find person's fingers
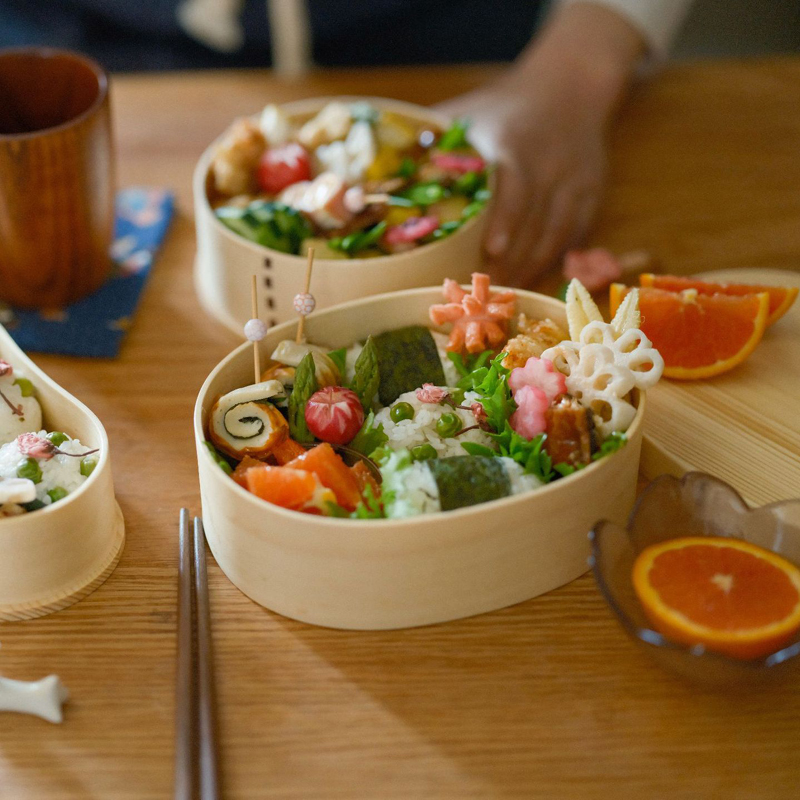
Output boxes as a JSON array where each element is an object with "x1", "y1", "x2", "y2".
[
  {"x1": 527, "y1": 183, "x2": 584, "y2": 277},
  {"x1": 482, "y1": 158, "x2": 528, "y2": 282}
]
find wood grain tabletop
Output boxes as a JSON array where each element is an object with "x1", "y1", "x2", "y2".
[{"x1": 2, "y1": 59, "x2": 800, "y2": 800}]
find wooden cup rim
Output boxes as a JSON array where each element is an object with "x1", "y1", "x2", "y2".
[{"x1": 0, "y1": 46, "x2": 109, "y2": 140}]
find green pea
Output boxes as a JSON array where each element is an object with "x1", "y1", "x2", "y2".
[
  {"x1": 13, "y1": 377, "x2": 34, "y2": 397},
  {"x1": 17, "y1": 457, "x2": 42, "y2": 484},
  {"x1": 47, "y1": 486, "x2": 69, "y2": 504},
  {"x1": 436, "y1": 412, "x2": 462, "y2": 438},
  {"x1": 80, "y1": 456, "x2": 98, "y2": 478},
  {"x1": 46, "y1": 431, "x2": 70, "y2": 446},
  {"x1": 390, "y1": 402, "x2": 415, "y2": 423},
  {"x1": 410, "y1": 443, "x2": 437, "y2": 462}
]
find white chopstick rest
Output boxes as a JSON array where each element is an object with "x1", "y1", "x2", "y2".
[{"x1": 0, "y1": 674, "x2": 69, "y2": 723}]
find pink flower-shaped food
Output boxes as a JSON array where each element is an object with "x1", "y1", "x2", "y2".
[
  {"x1": 17, "y1": 433, "x2": 56, "y2": 461},
  {"x1": 416, "y1": 383, "x2": 448, "y2": 404},
  {"x1": 562, "y1": 248, "x2": 622, "y2": 293},
  {"x1": 509, "y1": 385, "x2": 549, "y2": 440},
  {"x1": 509, "y1": 357, "x2": 566, "y2": 404},
  {"x1": 429, "y1": 272, "x2": 516, "y2": 354},
  {"x1": 0, "y1": 360, "x2": 12, "y2": 377}
]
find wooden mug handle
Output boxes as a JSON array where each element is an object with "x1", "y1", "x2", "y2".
[{"x1": 0, "y1": 49, "x2": 115, "y2": 309}]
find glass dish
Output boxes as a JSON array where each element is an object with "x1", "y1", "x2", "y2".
[{"x1": 590, "y1": 472, "x2": 800, "y2": 687}]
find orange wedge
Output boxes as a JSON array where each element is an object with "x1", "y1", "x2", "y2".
[
  {"x1": 640, "y1": 273, "x2": 798, "y2": 327},
  {"x1": 610, "y1": 284, "x2": 770, "y2": 379},
  {"x1": 633, "y1": 537, "x2": 800, "y2": 660}
]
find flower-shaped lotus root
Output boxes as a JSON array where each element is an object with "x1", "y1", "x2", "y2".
[
  {"x1": 542, "y1": 343, "x2": 637, "y2": 438},
  {"x1": 578, "y1": 321, "x2": 664, "y2": 390},
  {"x1": 429, "y1": 272, "x2": 516, "y2": 354}
]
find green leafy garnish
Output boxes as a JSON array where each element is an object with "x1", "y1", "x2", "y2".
[
  {"x1": 555, "y1": 282, "x2": 569, "y2": 302},
  {"x1": 400, "y1": 182, "x2": 448, "y2": 206},
  {"x1": 460, "y1": 442, "x2": 496, "y2": 458},
  {"x1": 397, "y1": 157, "x2": 416, "y2": 179},
  {"x1": 202, "y1": 441, "x2": 233, "y2": 475},
  {"x1": 447, "y1": 349, "x2": 493, "y2": 389},
  {"x1": 453, "y1": 170, "x2": 486, "y2": 196},
  {"x1": 327, "y1": 348, "x2": 347, "y2": 377},
  {"x1": 349, "y1": 410, "x2": 388, "y2": 456},
  {"x1": 350, "y1": 336, "x2": 380, "y2": 410},
  {"x1": 329, "y1": 222, "x2": 387, "y2": 256},
  {"x1": 472, "y1": 353, "x2": 516, "y2": 433},
  {"x1": 592, "y1": 432, "x2": 627, "y2": 461},
  {"x1": 553, "y1": 462, "x2": 587, "y2": 478},
  {"x1": 288, "y1": 352, "x2": 318, "y2": 442},
  {"x1": 438, "y1": 118, "x2": 470, "y2": 151},
  {"x1": 215, "y1": 201, "x2": 311, "y2": 254},
  {"x1": 491, "y1": 424, "x2": 554, "y2": 483},
  {"x1": 351, "y1": 483, "x2": 385, "y2": 519}
]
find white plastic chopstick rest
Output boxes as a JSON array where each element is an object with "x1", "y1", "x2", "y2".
[{"x1": 0, "y1": 674, "x2": 69, "y2": 723}]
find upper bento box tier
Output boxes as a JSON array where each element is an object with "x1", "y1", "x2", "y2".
[
  {"x1": 0, "y1": 325, "x2": 124, "y2": 621},
  {"x1": 193, "y1": 97, "x2": 489, "y2": 335},
  {"x1": 194, "y1": 286, "x2": 646, "y2": 630}
]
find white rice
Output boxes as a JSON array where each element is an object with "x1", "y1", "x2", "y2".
[
  {"x1": 384, "y1": 455, "x2": 543, "y2": 519},
  {"x1": 0, "y1": 430, "x2": 96, "y2": 507},
  {"x1": 0, "y1": 373, "x2": 42, "y2": 445},
  {"x1": 375, "y1": 389, "x2": 496, "y2": 458}
]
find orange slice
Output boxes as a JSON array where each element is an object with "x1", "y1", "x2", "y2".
[
  {"x1": 640, "y1": 273, "x2": 798, "y2": 327},
  {"x1": 633, "y1": 537, "x2": 800, "y2": 660},
  {"x1": 609, "y1": 284, "x2": 770, "y2": 379}
]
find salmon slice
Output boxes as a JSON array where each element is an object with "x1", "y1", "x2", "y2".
[
  {"x1": 285, "y1": 443, "x2": 362, "y2": 511},
  {"x1": 244, "y1": 465, "x2": 324, "y2": 511}
]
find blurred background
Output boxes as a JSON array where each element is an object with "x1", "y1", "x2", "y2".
[{"x1": 1, "y1": 0, "x2": 798, "y2": 72}]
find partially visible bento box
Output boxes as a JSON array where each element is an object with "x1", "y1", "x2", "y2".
[
  {"x1": 194, "y1": 286, "x2": 646, "y2": 630},
  {"x1": 194, "y1": 96, "x2": 490, "y2": 334},
  {"x1": 0, "y1": 325, "x2": 124, "y2": 620}
]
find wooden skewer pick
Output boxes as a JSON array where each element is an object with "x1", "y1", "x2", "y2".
[
  {"x1": 294, "y1": 247, "x2": 317, "y2": 344},
  {"x1": 250, "y1": 275, "x2": 261, "y2": 383}
]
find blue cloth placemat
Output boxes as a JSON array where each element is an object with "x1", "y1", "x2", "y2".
[{"x1": 0, "y1": 187, "x2": 174, "y2": 358}]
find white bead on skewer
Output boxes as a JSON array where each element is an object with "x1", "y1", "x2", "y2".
[{"x1": 294, "y1": 247, "x2": 317, "y2": 345}]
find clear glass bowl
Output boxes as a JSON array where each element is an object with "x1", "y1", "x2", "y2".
[{"x1": 590, "y1": 472, "x2": 800, "y2": 687}]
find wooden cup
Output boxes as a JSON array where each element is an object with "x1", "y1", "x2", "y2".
[{"x1": 0, "y1": 48, "x2": 115, "y2": 309}]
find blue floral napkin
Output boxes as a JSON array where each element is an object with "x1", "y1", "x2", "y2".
[{"x1": 0, "y1": 188, "x2": 174, "y2": 358}]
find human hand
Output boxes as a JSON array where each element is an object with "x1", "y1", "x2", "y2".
[{"x1": 436, "y1": 3, "x2": 646, "y2": 288}]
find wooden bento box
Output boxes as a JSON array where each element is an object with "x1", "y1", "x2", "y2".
[
  {"x1": 0, "y1": 325, "x2": 124, "y2": 621},
  {"x1": 193, "y1": 96, "x2": 489, "y2": 335},
  {"x1": 194, "y1": 286, "x2": 645, "y2": 630}
]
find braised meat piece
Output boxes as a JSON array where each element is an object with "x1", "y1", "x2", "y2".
[{"x1": 544, "y1": 396, "x2": 596, "y2": 467}]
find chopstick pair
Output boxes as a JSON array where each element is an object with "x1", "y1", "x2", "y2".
[{"x1": 175, "y1": 510, "x2": 220, "y2": 800}]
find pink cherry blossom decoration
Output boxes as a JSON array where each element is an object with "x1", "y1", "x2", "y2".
[
  {"x1": 416, "y1": 383, "x2": 448, "y2": 404},
  {"x1": 509, "y1": 386, "x2": 549, "y2": 440},
  {"x1": 17, "y1": 433, "x2": 57, "y2": 461},
  {"x1": 429, "y1": 272, "x2": 516, "y2": 354},
  {"x1": 0, "y1": 360, "x2": 12, "y2": 377},
  {"x1": 509, "y1": 357, "x2": 566, "y2": 404}
]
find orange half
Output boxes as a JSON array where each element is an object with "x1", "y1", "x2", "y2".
[
  {"x1": 640, "y1": 273, "x2": 798, "y2": 327},
  {"x1": 632, "y1": 537, "x2": 800, "y2": 660},
  {"x1": 610, "y1": 284, "x2": 770, "y2": 379}
]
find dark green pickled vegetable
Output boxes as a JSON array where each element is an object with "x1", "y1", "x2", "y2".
[
  {"x1": 46, "y1": 431, "x2": 69, "y2": 446},
  {"x1": 410, "y1": 443, "x2": 437, "y2": 462},
  {"x1": 401, "y1": 182, "x2": 447, "y2": 207},
  {"x1": 372, "y1": 325, "x2": 446, "y2": 406},
  {"x1": 329, "y1": 222, "x2": 387, "y2": 256},
  {"x1": 288, "y1": 352, "x2": 318, "y2": 443},
  {"x1": 428, "y1": 455, "x2": 511, "y2": 511},
  {"x1": 435, "y1": 412, "x2": 462, "y2": 438},
  {"x1": 390, "y1": 402, "x2": 415, "y2": 423},
  {"x1": 17, "y1": 457, "x2": 42, "y2": 484},
  {"x1": 215, "y1": 201, "x2": 311, "y2": 255}
]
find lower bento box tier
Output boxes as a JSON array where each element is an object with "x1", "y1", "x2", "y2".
[
  {"x1": 193, "y1": 97, "x2": 488, "y2": 334},
  {"x1": 194, "y1": 286, "x2": 645, "y2": 630}
]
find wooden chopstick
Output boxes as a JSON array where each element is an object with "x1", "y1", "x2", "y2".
[
  {"x1": 193, "y1": 517, "x2": 220, "y2": 800},
  {"x1": 175, "y1": 508, "x2": 197, "y2": 799},
  {"x1": 174, "y1": 510, "x2": 220, "y2": 800}
]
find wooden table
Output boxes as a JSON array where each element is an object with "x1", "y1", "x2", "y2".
[{"x1": 4, "y1": 59, "x2": 800, "y2": 799}]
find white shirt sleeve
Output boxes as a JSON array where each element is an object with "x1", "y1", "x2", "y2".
[{"x1": 554, "y1": 0, "x2": 696, "y2": 57}]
